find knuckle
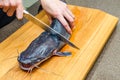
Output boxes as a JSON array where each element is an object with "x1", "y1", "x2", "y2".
[
  {"x1": 63, "y1": 23, "x2": 68, "y2": 28},
  {"x1": 62, "y1": 8, "x2": 66, "y2": 12},
  {"x1": 9, "y1": 0, "x2": 17, "y2": 7},
  {"x1": 0, "y1": 2, "x2": 2, "y2": 6},
  {"x1": 16, "y1": 1, "x2": 22, "y2": 5},
  {"x1": 12, "y1": 5, "x2": 17, "y2": 8},
  {"x1": 11, "y1": 3, "x2": 16, "y2": 7},
  {"x1": 4, "y1": 3, "x2": 9, "y2": 7},
  {"x1": 53, "y1": 13, "x2": 60, "y2": 18},
  {"x1": 63, "y1": 4, "x2": 68, "y2": 9}
]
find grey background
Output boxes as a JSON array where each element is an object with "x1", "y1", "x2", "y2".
[{"x1": 0, "y1": 0, "x2": 120, "y2": 80}]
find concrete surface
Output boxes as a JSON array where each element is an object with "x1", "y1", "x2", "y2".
[
  {"x1": 23, "y1": 0, "x2": 38, "y2": 9},
  {"x1": 0, "y1": 0, "x2": 120, "y2": 80}
]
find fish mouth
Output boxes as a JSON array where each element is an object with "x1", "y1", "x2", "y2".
[
  {"x1": 19, "y1": 62, "x2": 42, "y2": 71},
  {"x1": 19, "y1": 63, "x2": 33, "y2": 71},
  {"x1": 21, "y1": 63, "x2": 31, "y2": 68},
  {"x1": 19, "y1": 57, "x2": 49, "y2": 71}
]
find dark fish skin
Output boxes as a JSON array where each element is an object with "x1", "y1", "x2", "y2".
[{"x1": 17, "y1": 19, "x2": 71, "y2": 71}]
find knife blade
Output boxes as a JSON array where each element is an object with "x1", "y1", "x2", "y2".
[{"x1": 23, "y1": 10, "x2": 79, "y2": 50}]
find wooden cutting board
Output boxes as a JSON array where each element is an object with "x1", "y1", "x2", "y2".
[{"x1": 0, "y1": 5, "x2": 118, "y2": 80}]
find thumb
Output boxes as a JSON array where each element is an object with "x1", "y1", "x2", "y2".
[{"x1": 16, "y1": 1, "x2": 24, "y2": 20}]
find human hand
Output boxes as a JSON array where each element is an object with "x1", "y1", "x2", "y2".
[
  {"x1": 40, "y1": 0, "x2": 75, "y2": 34},
  {"x1": 0, "y1": 0, "x2": 24, "y2": 19}
]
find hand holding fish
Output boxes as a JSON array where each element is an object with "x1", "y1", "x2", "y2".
[{"x1": 40, "y1": 0, "x2": 75, "y2": 34}]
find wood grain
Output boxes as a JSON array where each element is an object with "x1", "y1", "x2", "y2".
[{"x1": 0, "y1": 5, "x2": 118, "y2": 80}]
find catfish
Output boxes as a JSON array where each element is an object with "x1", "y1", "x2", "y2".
[{"x1": 17, "y1": 18, "x2": 71, "y2": 71}]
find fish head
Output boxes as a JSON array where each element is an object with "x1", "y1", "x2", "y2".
[
  {"x1": 17, "y1": 40, "x2": 58, "y2": 71},
  {"x1": 17, "y1": 53, "x2": 47, "y2": 71},
  {"x1": 17, "y1": 31, "x2": 61, "y2": 71}
]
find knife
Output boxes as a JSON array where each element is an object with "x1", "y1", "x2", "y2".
[{"x1": 23, "y1": 10, "x2": 79, "y2": 50}]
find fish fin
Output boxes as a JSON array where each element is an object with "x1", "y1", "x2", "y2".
[{"x1": 54, "y1": 51, "x2": 72, "y2": 56}]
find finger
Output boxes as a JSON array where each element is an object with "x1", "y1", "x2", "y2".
[
  {"x1": 60, "y1": 1, "x2": 74, "y2": 18},
  {"x1": 3, "y1": 0, "x2": 10, "y2": 12},
  {"x1": 69, "y1": 21, "x2": 75, "y2": 29},
  {"x1": 57, "y1": 15, "x2": 72, "y2": 34},
  {"x1": 0, "y1": 1, "x2": 3, "y2": 8},
  {"x1": 63, "y1": 10, "x2": 74, "y2": 29},
  {"x1": 7, "y1": 0, "x2": 16, "y2": 16},
  {"x1": 16, "y1": 2, "x2": 24, "y2": 20},
  {"x1": 7, "y1": 6, "x2": 16, "y2": 16},
  {"x1": 66, "y1": 7, "x2": 75, "y2": 19}
]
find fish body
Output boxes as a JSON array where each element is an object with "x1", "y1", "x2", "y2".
[{"x1": 17, "y1": 19, "x2": 71, "y2": 71}]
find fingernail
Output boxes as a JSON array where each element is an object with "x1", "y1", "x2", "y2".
[{"x1": 17, "y1": 12, "x2": 23, "y2": 20}]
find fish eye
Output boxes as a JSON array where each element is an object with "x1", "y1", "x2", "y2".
[{"x1": 30, "y1": 57, "x2": 37, "y2": 61}]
